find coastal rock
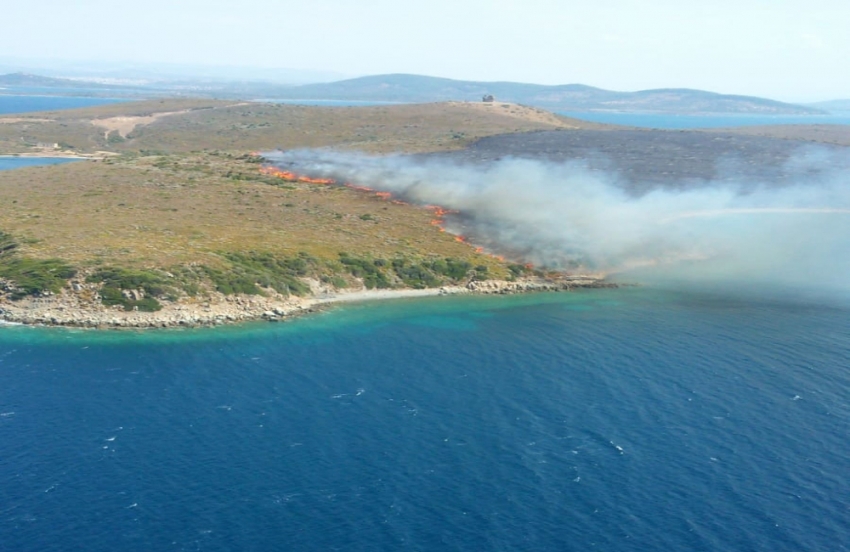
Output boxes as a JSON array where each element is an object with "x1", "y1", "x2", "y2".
[{"x1": 0, "y1": 274, "x2": 615, "y2": 330}]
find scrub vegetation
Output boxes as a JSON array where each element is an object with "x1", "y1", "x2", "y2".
[{"x1": 0, "y1": 99, "x2": 593, "y2": 302}]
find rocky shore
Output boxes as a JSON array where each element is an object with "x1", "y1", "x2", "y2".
[{"x1": 0, "y1": 276, "x2": 616, "y2": 330}]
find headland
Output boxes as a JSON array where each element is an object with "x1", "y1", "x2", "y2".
[
  {"x1": 1, "y1": 98, "x2": 847, "y2": 329},
  {"x1": 0, "y1": 99, "x2": 619, "y2": 328}
]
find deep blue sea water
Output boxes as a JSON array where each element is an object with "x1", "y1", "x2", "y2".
[
  {"x1": 0, "y1": 94, "x2": 126, "y2": 115},
  {"x1": 1, "y1": 288, "x2": 848, "y2": 551},
  {"x1": 558, "y1": 111, "x2": 850, "y2": 129}
]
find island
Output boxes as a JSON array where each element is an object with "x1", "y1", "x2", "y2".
[{"x1": 0, "y1": 99, "x2": 616, "y2": 328}]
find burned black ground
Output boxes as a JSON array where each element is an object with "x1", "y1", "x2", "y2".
[{"x1": 421, "y1": 129, "x2": 850, "y2": 193}]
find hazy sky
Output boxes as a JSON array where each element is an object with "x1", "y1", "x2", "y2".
[{"x1": 4, "y1": 0, "x2": 849, "y2": 101}]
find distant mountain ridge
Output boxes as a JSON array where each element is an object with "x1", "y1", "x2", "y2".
[
  {"x1": 0, "y1": 72, "x2": 116, "y2": 89},
  {"x1": 272, "y1": 74, "x2": 825, "y2": 115},
  {"x1": 0, "y1": 71, "x2": 830, "y2": 115},
  {"x1": 807, "y1": 99, "x2": 850, "y2": 113}
]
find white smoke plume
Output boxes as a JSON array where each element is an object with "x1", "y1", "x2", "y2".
[{"x1": 265, "y1": 149, "x2": 850, "y2": 294}]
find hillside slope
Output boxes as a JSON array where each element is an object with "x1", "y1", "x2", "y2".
[{"x1": 272, "y1": 74, "x2": 823, "y2": 115}]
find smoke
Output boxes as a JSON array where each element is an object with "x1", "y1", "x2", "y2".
[{"x1": 265, "y1": 148, "x2": 850, "y2": 294}]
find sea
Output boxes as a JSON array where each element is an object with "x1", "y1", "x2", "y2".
[
  {"x1": 2, "y1": 94, "x2": 850, "y2": 550},
  {"x1": 0, "y1": 94, "x2": 126, "y2": 116},
  {"x1": 1, "y1": 287, "x2": 848, "y2": 552},
  {"x1": 0, "y1": 157, "x2": 81, "y2": 171}
]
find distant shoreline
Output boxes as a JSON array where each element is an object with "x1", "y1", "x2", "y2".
[
  {"x1": 1, "y1": 153, "x2": 89, "y2": 159},
  {"x1": 0, "y1": 152, "x2": 111, "y2": 159}
]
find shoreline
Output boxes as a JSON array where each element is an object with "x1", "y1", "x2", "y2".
[
  {"x1": 0, "y1": 276, "x2": 616, "y2": 330},
  {"x1": 0, "y1": 151, "x2": 111, "y2": 159}
]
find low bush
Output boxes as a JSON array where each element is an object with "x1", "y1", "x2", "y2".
[
  {"x1": 0, "y1": 256, "x2": 77, "y2": 300},
  {"x1": 202, "y1": 251, "x2": 317, "y2": 296},
  {"x1": 87, "y1": 267, "x2": 172, "y2": 310},
  {"x1": 338, "y1": 254, "x2": 392, "y2": 289}
]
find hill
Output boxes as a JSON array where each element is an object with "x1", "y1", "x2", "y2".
[
  {"x1": 1, "y1": 71, "x2": 827, "y2": 116},
  {"x1": 0, "y1": 99, "x2": 612, "y2": 326},
  {"x1": 0, "y1": 72, "x2": 116, "y2": 89},
  {"x1": 807, "y1": 99, "x2": 850, "y2": 113},
  {"x1": 0, "y1": 98, "x2": 611, "y2": 155},
  {"x1": 270, "y1": 74, "x2": 823, "y2": 115}
]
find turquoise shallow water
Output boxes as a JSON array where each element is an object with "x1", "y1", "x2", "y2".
[
  {"x1": 0, "y1": 94, "x2": 126, "y2": 115},
  {"x1": 1, "y1": 288, "x2": 848, "y2": 551},
  {"x1": 0, "y1": 157, "x2": 81, "y2": 171}
]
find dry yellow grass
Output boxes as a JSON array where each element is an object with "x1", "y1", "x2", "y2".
[
  {"x1": 0, "y1": 153, "x2": 508, "y2": 275},
  {"x1": 0, "y1": 99, "x2": 608, "y2": 155},
  {"x1": 0, "y1": 99, "x2": 613, "y2": 290}
]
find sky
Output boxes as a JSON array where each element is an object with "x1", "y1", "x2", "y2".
[{"x1": 3, "y1": 0, "x2": 849, "y2": 102}]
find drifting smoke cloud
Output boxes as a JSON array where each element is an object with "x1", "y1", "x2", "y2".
[{"x1": 266, "y1": 148, "x2": 850, "y2": 294}]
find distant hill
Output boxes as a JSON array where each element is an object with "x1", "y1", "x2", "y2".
[
  {"x1": 0, "y1": 71, "x2": 827, "y2": 115},
  {"x1": 0, "y1": 72, "x2": 145, "y2": 97},
  {"x1": 807, "y1": 99, "x2": 850, "y2": 113},
  {"x1": 0, "y1": 72, "x2": 112, "y2": 88},
  {"x1": 272, "y1": 74, "x2": 824, "y2": 115}
]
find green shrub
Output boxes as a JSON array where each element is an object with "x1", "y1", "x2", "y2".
[
  {"x1": 508, "y1": 264, "x2": 528, "y2": 277},
  {"x1": 0, "y1": 256, "x2": 77, "y2": 300},
  {"x1": 429, "y1": 258, "x2": 471, "y2": 280},
  {"x1": 88, "y1": 267, "x2": 173, "y2": 310},
  {"x1": 338, "y1": 254, "x2": 392, "y2": 288},
  {"x1": 134, "y1": 297, "x2": 163, "y2": 312},
  {"x1": 201, "y1": 251, "x2": 318, "y2": 296},
  {"x1": 87, "y1": 267, "x2": 169, "y2": 295},
  {"x1": 392, "y1": 259, "x2": 440, "y2": 289}
]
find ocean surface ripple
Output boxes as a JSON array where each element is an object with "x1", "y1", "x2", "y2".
[{"x1": 1, "y1": 288, "x2": 848, "y2": 551}]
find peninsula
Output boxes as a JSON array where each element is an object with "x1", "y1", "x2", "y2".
[{"x1": 0, "y1": 99, "x2": 613, "y2": 328}]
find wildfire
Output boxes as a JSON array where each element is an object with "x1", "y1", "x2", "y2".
[
  {"x1": 425, "y1": 205, "x2": 456, "y2": 218},
  {"x1": 256, "y1": 163, "x2": 511, "y2": 262},
  {"x1": 259, "y1": 166, "x2": 336, "y2": 185},
  {"x1": 424, "y1": 204, "x2": 459, "y2": 230}
]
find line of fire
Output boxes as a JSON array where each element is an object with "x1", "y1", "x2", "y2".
[{"x1": 257, "y1": 164, "x2": 526, "y2": 267}]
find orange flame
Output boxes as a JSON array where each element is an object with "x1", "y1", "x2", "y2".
[
  {"x1": 260, "y1": 166, "x2": 335, "y2": 185},
  {"x1": 258, "y1": 166, "x2": 507, "y2": 262}
]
